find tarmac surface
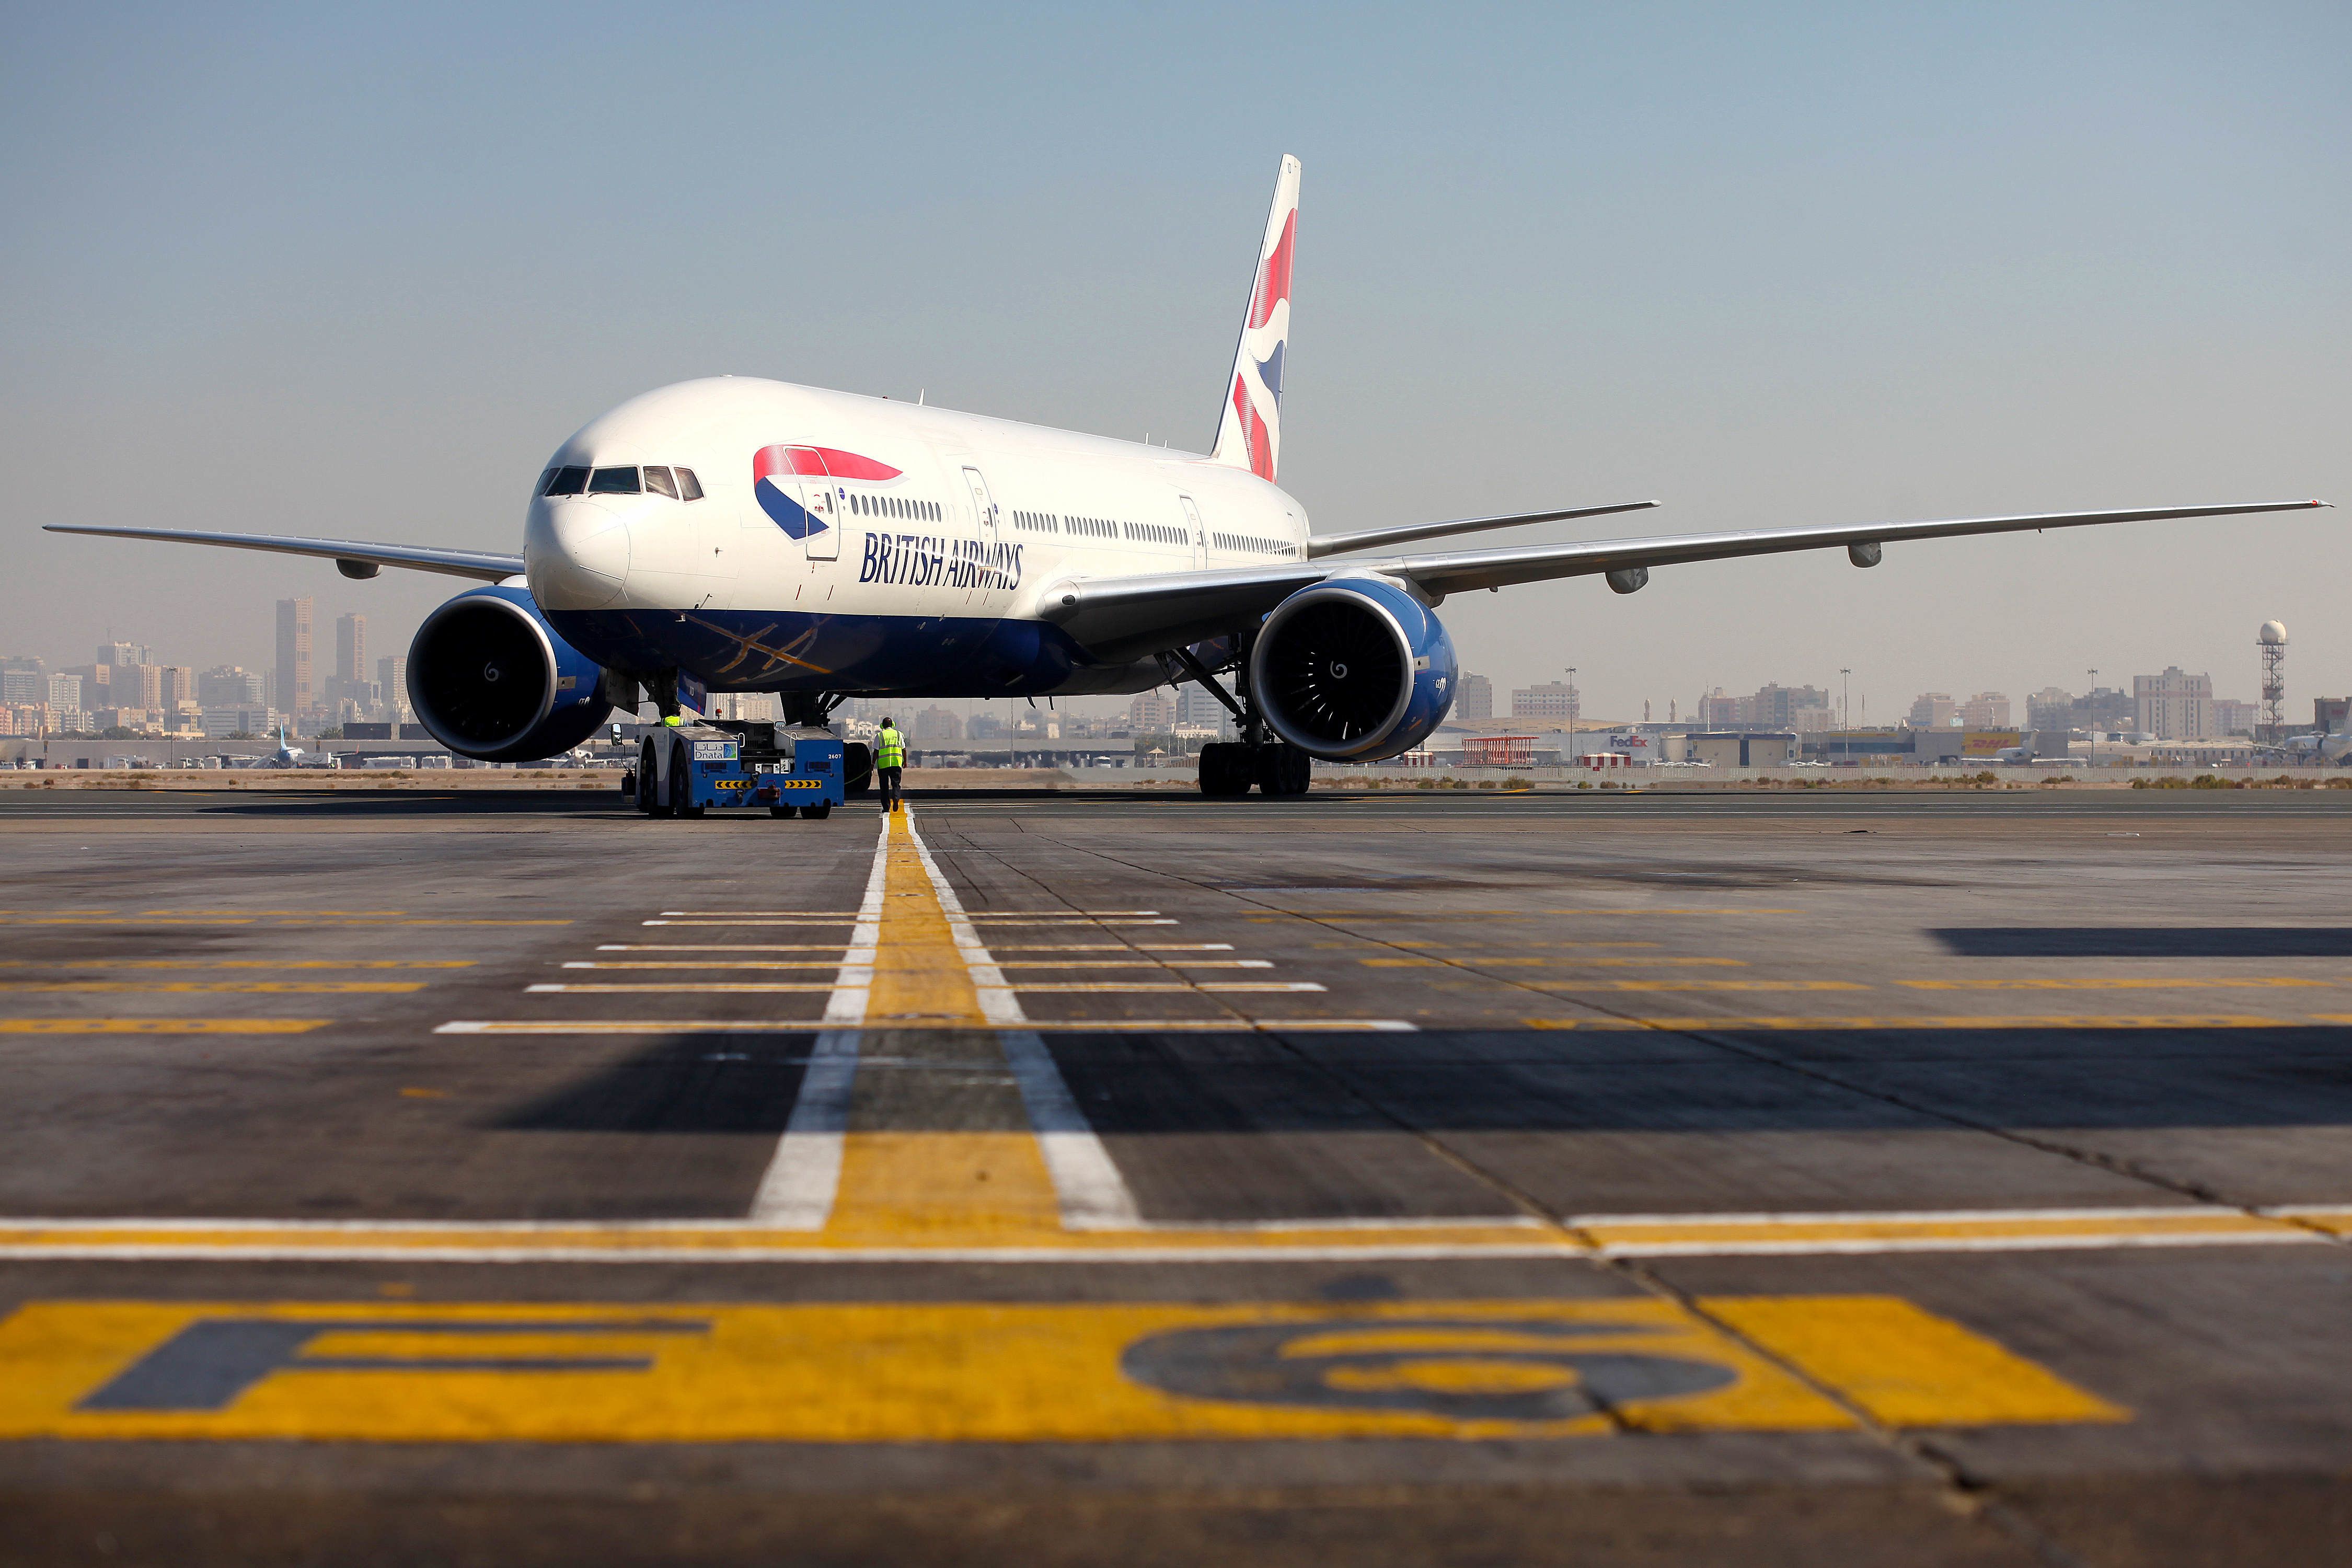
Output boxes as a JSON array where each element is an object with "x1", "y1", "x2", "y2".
[{"x1": 1, "y1": 785, "x2": 2348, "y2": 1565}]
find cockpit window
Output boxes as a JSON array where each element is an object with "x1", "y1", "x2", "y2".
[
  {"x1": 642, "y1": 465, "x2": 679, "y2": 500},
  {"x1": 542, "y1": 466, "x2": 590, "y2": 497},
  {"x1": 675, "y1": 467, "x2": 704, "y2": 500},
  {"x1": 587, "y1": 466, "x2": 641, "y2": 495}
]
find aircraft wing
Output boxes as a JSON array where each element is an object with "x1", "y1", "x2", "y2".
[
  {"x1": 1040, "y1": 500, "x2": 2329, "y2": 660},
  {"x1": 43, "y1": 524, "x2": 523, "y2": 582}
]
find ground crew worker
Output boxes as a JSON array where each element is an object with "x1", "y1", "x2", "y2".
[{"x1": 875, "y1": 717, "x2": 906, "y2": 811}]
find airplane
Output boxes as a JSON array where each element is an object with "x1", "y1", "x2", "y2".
[
  {"x1": 49, "y1": 156, "x2": 2330, "y2": 800},
  {"x1": 264, "y1": 725, "x2": 304, "y2": 769}
]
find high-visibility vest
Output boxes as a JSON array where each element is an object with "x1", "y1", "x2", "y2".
[{"x1": 875, "y1": 727, "x2": 906, "y2": 768}]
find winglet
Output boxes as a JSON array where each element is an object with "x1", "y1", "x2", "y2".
[{"x1": 1208, "y1": 156, "x2": 1300, "y2": 483}]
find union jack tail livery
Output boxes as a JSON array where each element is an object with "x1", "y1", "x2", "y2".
[{"x1": 1210, "y1": 154, "x2": 1298, "y2": 483}]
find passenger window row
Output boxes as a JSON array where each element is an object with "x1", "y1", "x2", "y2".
[
  {"x1": 1066, "y1": 516, "x2": 1120, "y2": 540},
  {"x1": 851, "y1": 492, "x2": 940, "y2": 523},
  {"x1": 1012, "y1": 510, "x2": 1061, "y2": 534},
  {"x1": 540, "y1": 465, "x2": 705, "y2": 501},
  {"x1": 1212, "y1": 530, "x2": 1296, "y2": 557},
  {"x1": 1121, "y1": 521, "x2": 1186, "y2": 546}
]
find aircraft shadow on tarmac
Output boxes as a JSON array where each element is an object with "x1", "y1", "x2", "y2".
[
  {"x1": 494, "y1": 1027, "x2": 2352, "y2": 1137},
  {"x1": 1936, "y1": 926, "x2": 2352, "y2": 956}
]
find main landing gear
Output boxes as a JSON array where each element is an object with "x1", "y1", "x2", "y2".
[
  {"x1": 1174, "y1": 648, "x2": 1313, "y2": 799},
  {"x1": 1198, "y1": 739, "x2": 1312, "y2": 798}
]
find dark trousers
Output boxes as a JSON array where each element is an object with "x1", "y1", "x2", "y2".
[{"x1": 878, "y1": 765, "x2": 903, "y2": 809}]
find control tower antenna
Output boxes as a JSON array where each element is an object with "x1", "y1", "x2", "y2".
[{"x1": 2258, "y1": 621, "x2": 2288, "y2": 740}]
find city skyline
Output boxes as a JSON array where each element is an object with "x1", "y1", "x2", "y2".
[{"x1": 6, "y1": 9, "x2": 2345, "y2": 724}]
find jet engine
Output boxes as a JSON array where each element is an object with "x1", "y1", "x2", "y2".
[
  {"x1": 406, "y1": 586, "x2": 613, "y2": 763},
  {"x1": 1247, "y1": 577, "x2": 1457, "y2": 762}
]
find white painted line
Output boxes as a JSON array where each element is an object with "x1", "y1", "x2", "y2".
[
  {"x1": 745, "y1": 1030, "x2": 858, "y2": 1227},
  {"x1": 902, "y1": 809, "x2": 1139, "y2": 1225},
  {"x1": 1005, "y1": 982, "x2": 1327, "y2": 994},
  {"x1": 0, "y1": 1242, "x2": 1576, "y2": 1265},
  {"x1": 643, "y1": 918, "x2": 1178, "y2": 927},
  {"x1": 824, "y1": 815, "x2": 890, "y2": 1028},
  {"x1": 562, "y1": 961, "x2": 846, "y2": 971},
  {"x1": 990, "y1": 960, "x2": 1274, "y2": 970},
  {"x1": 1000, "y1": 1030, "x2": 1141, "y2": 1230},
  {"x1": 902, "y1": 808, "x2": 1025, "y2": 1029},
  {"x1": 527, "y1": 983, "x2": 839, "y2": 993},
  {"x1": 989, "y1": 944, "x2": 1235, "y2": 952},
  {"x1": 597, "y1": 944, "x2": 850, "y2": 953}
]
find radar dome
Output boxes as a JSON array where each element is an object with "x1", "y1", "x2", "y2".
[{"x1": 2259, "y1": 620, "x2": 2288, "y2": 644}]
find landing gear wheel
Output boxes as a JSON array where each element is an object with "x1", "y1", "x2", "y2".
[
  {"x1": 669, "y1": 756, "x2": 704, "y2": 818},
  {"x1": 769, "y1": 804, "x2": 799, "y2": 819},
  {"x1": 1197, "y1": 742, "x2": 1253, "y2": 798},
  {"x1": 1254, "y1": 742, "x2": 1313, "y2": 797},
  {"x1": 802, "y1": 803, "x2": 832, "y2": 820},
  {"x1": 640, "y1": 740, "x2": 671, "y2": 817}
]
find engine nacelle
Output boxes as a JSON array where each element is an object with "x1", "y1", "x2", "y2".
[
  {"x1": 1248, "y1": 577, "x2": 1457, "y2": 762},
  {"x1": 406, "y1": 586, "x2": 613, "y2": 763}
]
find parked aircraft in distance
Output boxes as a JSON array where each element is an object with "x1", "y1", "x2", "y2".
[{"x1": 50, "y1": 158, "x2": 2328, "y2": 798}]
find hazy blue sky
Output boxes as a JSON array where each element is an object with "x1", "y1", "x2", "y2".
[{"x1": 6, "y1": 3, "x2": 2346, "y2": 721}]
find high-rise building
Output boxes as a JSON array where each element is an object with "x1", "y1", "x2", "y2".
[
  {"x1": 1, "y1": 666, "x2": 43, "y2": 705},
  {"x1": 2025, "y1": 687, "x2": 2074, "y2": 732},
  {"x1": 1456, "y1": 673, "x2": 1493, "y2": 721},
  {"x1": 1749, "y1": 684, "x2": 1832, "y2": 730},
  {"x1": 910, "y1": 705, "x2": 964, "y2": 741},
  {"x1": 376, "y1": 655, "x2": 409, "y2": 716},
  {"x1": 1957, "y1": 692, "x2": 2011, "y2": 729},
  {"x1": 2212, "y1": 699, "x2": 2259, "y2": 736},
  {"x1": 276, "y1": 597, "x2": 315, "y2": 720},
  {"x1": 199, "y1": 666, "x2": 268, "y2": 708},
  {"x1": 1907, "y1": 693, "x2": 1956, "y2": 730},
  {"x1": 1175, "y1": 678, "x2": 1236, "y2": 730},
  {"x1": 1127, "y1": 689, "x2": 1175, "y2": 730},
  {"x1": 97, "y1": 642, "x2": 151, "y2": 670},
  {"x1": 335, "y1": 614, "x2": 366, "y2": 693},
  {"x1": 1513, "y1": 681, "x2": 1577, "y2": 723},
  {"x1": 2134, "y1": 667, "x2": 2213, "y2": 741}
]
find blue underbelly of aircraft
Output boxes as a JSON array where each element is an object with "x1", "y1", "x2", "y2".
[{"x1": 544, "y1": 607, "x2": 1123, "y2": 697}]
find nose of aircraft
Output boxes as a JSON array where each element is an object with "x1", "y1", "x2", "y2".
[{"x1": 526, "y1": 498, "x2": 632, "y2": 610}]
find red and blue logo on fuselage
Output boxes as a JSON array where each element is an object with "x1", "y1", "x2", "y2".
[{"x1": 752, "y1": 445, "x2": 902, "y2": 538}]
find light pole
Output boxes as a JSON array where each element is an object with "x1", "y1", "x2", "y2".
[
  {"x1": 1840, "y1": 667, "x2": 1851, "y2": 765},
  {"x1": 1564, "y1": 667, "x2": 1578, "y2": 758}
]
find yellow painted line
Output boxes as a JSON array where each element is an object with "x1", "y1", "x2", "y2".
[
  {"x1": 825, "y1": 810, "x2": 1064, "y2": 1241},
  {"x1": 0, "y1": 960, "x2": 473, "y2": 971},
  {"x1": 0, "y1": 1019, "x2": 330, "y2": 1035},
  {"x1": 1899, "y1": 977, "x2": 2334, "y2": 990},
  {"x1": 2, "y1": 1202, "x2": 2316, "y2": 1264},
  {"x1": 556, "y1": 960, "x2": 1273, "y2": 972},
  {"x1": 438, "y1": 1019, "x2": 1419, "y2": 1036},
  {"x1": 659, "y1": 909, "x2": 1161, "y2": 918},
  {"x1": 0, "y1": 1295, "x2": 2121, "y2": 1443},
  {"x1": 1523, "y1": 981, "x2": 1867, "y2": 993},
  {"x1": 647, "y1": 918, "x2": 1178, "y2": 927},
  {"x1": 1362, "y1": 957, "x2": 1743, "y2": 968},
  {"x1": 2313, "y1": 1014, "x2": 2352, "y2": 1025},
  {"x1": 0, "y1": 918, "x2": 258, "y2": 926},
  {"x1": 1708, "y1": 1297, "x2": 2126, "y2": 1427},
  {"x1": 1572, "y1": 1206, "x2": 2312, "y2": 1258},
  {"x1": 0, "y1": 981, "x2": 428, "y2": 995},
  {"x1": 1523, "y1": 1015, "x2": 2304, "y2": 1031}
]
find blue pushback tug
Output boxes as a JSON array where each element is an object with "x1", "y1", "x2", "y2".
[{"x1": 628, "y1": 721, "x2": 845, "y2": 820}]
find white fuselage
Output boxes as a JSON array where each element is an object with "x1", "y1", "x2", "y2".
[{"x1": 523, "y1": 377, "x2": 1309, "y2": 697}]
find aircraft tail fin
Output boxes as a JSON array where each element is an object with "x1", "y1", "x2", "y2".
[{"x1": 1208, "y1": 155, "x2": 1299, "y2": 483}]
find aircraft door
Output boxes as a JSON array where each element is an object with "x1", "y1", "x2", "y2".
[
  {"x1": 1178, "y1": 494, "x2": 1207, "y2": 569},
  {"x1": 961, "y1": 467, "x2": 999, "y2": 536},
  {"x1": 798, "y1": 478, "x2": 840, "y2": 560}
]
